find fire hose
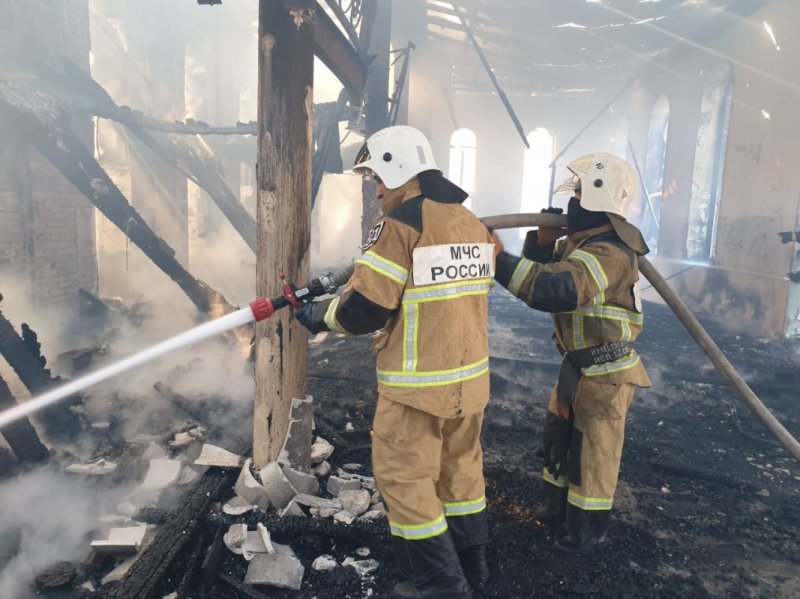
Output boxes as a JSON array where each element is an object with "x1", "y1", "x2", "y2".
[
  {"x1": 482, "y1": 213, "x2": 800, "y2": 463},
  {"x1": 0, "y1": 267, "x2": 356, "y2": 430}
]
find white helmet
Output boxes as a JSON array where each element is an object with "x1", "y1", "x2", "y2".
[
  {"x1": 353, "y1": 125, "x2": 439, "y2": 190},
  {"x1": 555, "y1": 153, "x2": 637, "y2": 220}
]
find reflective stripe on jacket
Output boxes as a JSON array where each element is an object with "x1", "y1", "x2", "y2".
[{"x1": 501, "y1": 224, "x2": 650, "y2": 387}]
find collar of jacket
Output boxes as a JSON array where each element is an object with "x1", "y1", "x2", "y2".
[
  {"x1": 380, "y1": 177, "x2": 422, "y2": 214},
  {"x1": 568, "y1": 223, "x2": 615, "y2": 245}
]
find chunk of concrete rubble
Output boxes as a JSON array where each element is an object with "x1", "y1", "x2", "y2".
[
  {"x1": 169, "y1": 428, "x2": 203, "y2": 448},
  {"x1": 66, "y1": 458, "x2": 117, "y2": 476},
  {"x1": 312, "y1": 555, "x2": 338, "y2": 571},
  {"x1": 259, "y1": 462, "x2": 297, "y2": 510},
  {"x1": 282, "y1": 465, "x2": 319, "y2": 495},
  {"x1": 343, "y1": 557, "x2": 379, "y2": 577},
  {"x1": 280, "y1": 499, "x2": 307, "y2": 518},
  {"x1": 359, "y1": 509, "x2": 385, "y2": 522},
  {"x1": 223, "y1": 523, "x2": 275, "y2": 561},
  {"x1": 338, "y1": 489, "x2": 371, "y2": 517},
  {"x1": 223, "y1": 496, "x2": 255, "y2": 516},
  {"x1": 310, "y1": 437, "x2": 334, "y2": 464},
  {"x1": 234, "y1": 459, "x2": 271, "y2": 511},
  {"x1": 371, "y1": 490, "x2": 382, "y2": 505},
  {"x1": 312, "y1": 460, "x2": 331, "y2": 477},
  {"x1": 194, "y1": 444, "x2": 244, "y2": 468},
  {"x1": 245, "y1": 552, "x2": 305, "y2": 591},
  {"x1": 91, "y1": 525, "x2": 148, "y2": 554},
  {"x1": 336, "y1": 469, "x2": 376, "y2": 491},
  {"x1": 326, "y1": 475, "x2": 362, "y2": 496},
  {"x1": 101, "y1": 555, "x2": 139, "y2": 585},
  {"x1": 356, "y1": 547, "x2": 371, "y2": 557},
  {"x1": 294, "y1": 493, "x2": 342, "y2": 511},
  {"x1": 334, "y1": 510, "x2": 355, "y2": 525},
  {"x1": 310, "y1": 506, "x2": 340, "y2": 519},
  {"x1": 342, "y1": 463, "x2": 362, "y2": 471},
  {"x1": 139, "y1": 459, "x2": 182, "y2": 490},
  {"x1": 278, "y1": 396, "x2": 314, "y2": 471},
  {"x1": 177, "y1": 465, "x2": 201, "y2": 486}
]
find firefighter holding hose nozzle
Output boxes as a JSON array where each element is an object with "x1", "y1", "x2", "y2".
[
  {"x1": 492, "y1": 153, "x2": 651, "y2": 554},
  {"x1": 293, "y1": 125, "x2": 494, "y2": 598}
]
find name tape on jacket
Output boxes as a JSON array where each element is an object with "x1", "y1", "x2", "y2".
[{"x1": 412, "y1": 243, "x2": 495, "y2": 286}]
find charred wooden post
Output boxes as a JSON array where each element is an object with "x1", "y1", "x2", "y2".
[
  {"x1": 0, "y1": 375, "x2": 49, "y2": 463},
  {"x1": 19, "y1": 116, "x2": 236, "y2": 318},
  {"x1": 0, "y1": 311, "x2": 82, "y2": 441},
  {"x1": 254, "y1": 0, "x2": 315, "y2": 467},
  {"x1": 311, "y1": 90, "x2": 348, "y2": 206}
]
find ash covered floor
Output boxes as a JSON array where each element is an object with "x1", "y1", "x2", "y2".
[
  {"x1": 293, "y1": 288, "x2": 800, "y2": 598},
  {"x1": 19, "y1": 288, "x2": 800, "y2": 599}
]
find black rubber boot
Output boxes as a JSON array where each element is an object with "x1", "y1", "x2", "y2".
[
  {"x1": 533, "y1": 484, "x2": 568, "y2": 526},
  {"x1": 392, "y1": 533, "x2": 472, "y2": 598},
  {"x1": 458, "y1": 543, "x2": 490, "y2": 587},
  {"x1": 553, "y1": 505, "x2": 610, "y2": 555}
]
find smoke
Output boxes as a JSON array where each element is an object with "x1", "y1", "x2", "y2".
[{"x1": 0, "y1": 468, "x2": 129, "y2": 598}]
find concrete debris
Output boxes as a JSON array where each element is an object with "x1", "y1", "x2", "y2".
[
  {"x1": 65, "y1": 458, "x2": 117, "y2": 476},
  {"x1": 234, "y1": 459, "x2": 271, "y2": 511},
  {"x1": 336, "y1": 468, "x2": 376, "y2": 490},
  {"x1": 223, "y1": 523, "x2": 275, "y2": 561},
  {"x1": 162, "y1": 593, "x2": 178, "y2": 599},
  {"x1": 342, "y1": 463, "x2": 362, "y2": 471},
  {"x1": 345, "y1": 422, "x2": 354, "y2": 431},
  {"x1": 358, "y1": 509, "x2": 385, "y2": 522},
  {"x1": 141, "y1": 442, "x2": 168, "y2": 460},
  {"x1": 343, "y1": 557, "x2": 379, "y2": 577},
  {"x1": 356, "y1": 547, "x2": 371, "y2": 557},
  {"x1": 139, "y1": 458, "x2": 182, "y2": 490},
  {"x1": 371, "y1": 490, "x2": 382, "y2": 505},
  {"x1": 223, "y1": 496, "x2": 255, "y2": 516},
  {"x1": 259, "y1": 461, "x2": 298, "y2": 510},
  {"x1": 283, "y1": 465, "x2": 320, "y2": 495},
  {"x1": 312, "y1": 460, "x2": 332, "y2": 477},
  {"x1": 334, "y1": 510, "x2": 355, "y2": 525},
  {"x1": 101, "y1": 555, "x2": 139, "y2": 585},
  {"x1": 312, "y1": 555, "x2": 338, "y2": 571},
  {"x1": 310, "y1": 506, "x2": 340, "y2": 519},
  {"x1": 278, "y1": 395, "x2": 314, "y2": 471},
  {"x1": 244, "y1": 552, "x2": 305, "y2": 591},
  {"x1": 338, "y1": 489, "x2": 371, "y2": 517},
  {"x1": 169, "y1": 426, "x2": 206, "y2": 448},
  {"x1": 280, "y1": 499, "x2": 307, "y2": 518},
  {"x1": 310, "y1": 437, "x2": 334, "y2": 464},
  {"x1": 326, "y1": 475, "x2": 362, "y2": 496},
  {"x1": 294, "y1": 493, "x2": 342, "y2": 511},
  {"x1": 91, "y1": 525, "x2": 148, "y2": 554},
  {"x1": 194, "y1": 444, "x2": 244, "y2": 468}
]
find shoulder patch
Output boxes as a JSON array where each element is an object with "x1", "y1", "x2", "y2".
[
  {"x1": 387, "y1": 196, "x2": 424, "y2": 233},
  {"x1": 361, "y1": 221, "x2": 385, "y2": 250}
]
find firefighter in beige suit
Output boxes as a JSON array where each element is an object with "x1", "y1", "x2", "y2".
[
  {"x1": 295, "y1": 126, "x2": 494, "y2": 598},
  {"x1": 492, "y1": 153, "x2": 651, "y2": 554}
]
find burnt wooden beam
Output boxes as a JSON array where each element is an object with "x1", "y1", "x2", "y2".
[
  {"x1": 311, "y1": 90, "x2": 348, "y2": 206},
  {"x1": 0, "y1": 311, "x2": 82, "y2": 441},
  {"x1": 255, "y1": 0, "x2": 314, "y2": 467},
  {"x1": 0, "y1": 374, "x2": 49, "y2": 463},
  {"x1": 107, "y1": 466, "x2": 240, "y2": 599},
  {"x1": 315, "y1": 4, "x2": 367, "y2": 102},
  {"x1": 12, "y1": 112, "x2": 236, "y2": 317}
]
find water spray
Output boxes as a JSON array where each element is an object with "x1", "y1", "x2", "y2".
[{"x1": 0, "y1": 265, "x2": 355, "y2": 431}]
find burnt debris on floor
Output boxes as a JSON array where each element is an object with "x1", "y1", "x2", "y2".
[{"x1": 3, "y1": 288, "x2": 797, "y2": 598}]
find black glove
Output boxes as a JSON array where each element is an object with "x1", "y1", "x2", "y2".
[
  {"x1": 293, "y1": 301, "x2": 330, "y2": 335},
  {"x1": 541, "y1": 409, "x2": 572, "y2": 478}
]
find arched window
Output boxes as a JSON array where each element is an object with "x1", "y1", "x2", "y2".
[
  {"x1": 449, "y1": 128, "x2": 477, "y2": 211},
  {"x1": 642, "y1": 95, "x2": 670, "y2": 254},
  {"x1": 520, "y1": 128, "x2": 555, "y2": 242},
  {"x1": 687, "y1": 65, "x2": 733, "y2": 261}
]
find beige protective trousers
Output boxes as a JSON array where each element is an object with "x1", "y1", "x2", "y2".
[
  {"x1": 371, "y1": 396, "x2": 488, "y2": 542},
  {"x1": 543, "y1": 377, "x2": 635, "y2": 511}
]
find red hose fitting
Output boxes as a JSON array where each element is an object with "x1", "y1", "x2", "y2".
[{"x1": 249, "y1": 297, "x2": 274, "y2": 322}]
